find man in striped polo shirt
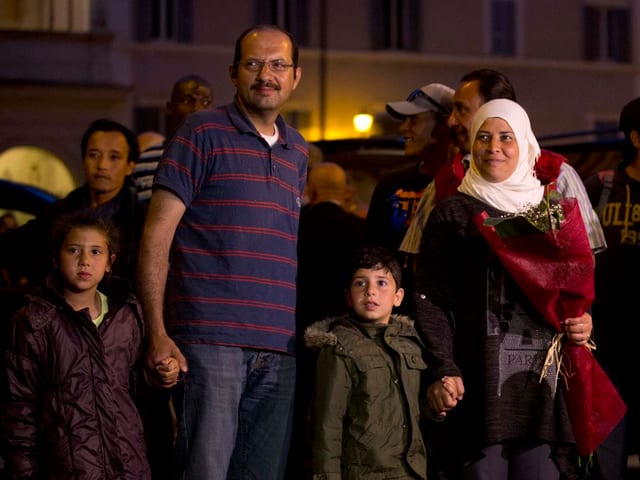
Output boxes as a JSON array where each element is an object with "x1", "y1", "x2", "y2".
[{"x1": 137, "y1": 24, "x2": 308, "y2": 480}]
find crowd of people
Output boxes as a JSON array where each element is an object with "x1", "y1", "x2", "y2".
[{"x1": 0, "y1": 22, "x2": 638, "y2": 480}]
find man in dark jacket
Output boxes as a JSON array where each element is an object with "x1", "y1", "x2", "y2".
[
  {"x1": 584, "y1": 97, "x2": 640, "y2": 480},
  {"x1": 0, "y1": 118, "x2": 143, "y2": 288}
]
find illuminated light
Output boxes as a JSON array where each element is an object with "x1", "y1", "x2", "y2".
[{"x1": 353, "y1": 113, "x2": 374, "y2": 134}]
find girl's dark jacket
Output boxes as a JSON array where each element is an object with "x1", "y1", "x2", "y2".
[{"x1": 1, "y1": 275, "x2": 151, "y2": 480}]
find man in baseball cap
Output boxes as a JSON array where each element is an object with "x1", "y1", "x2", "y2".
[
  {"x1": 384, "y1": 83, "x2": 454, "y2": 160},
  {"x1": 364, "y1": 82, "x2": 455, "y2": 317},
  {"x1": 386, "y1": 83, "x2": 455, "y2": 117}
]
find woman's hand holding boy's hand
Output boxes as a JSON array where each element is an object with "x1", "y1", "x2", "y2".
[{"x1": 427, "y1": 375, "x2": 464, "y2": 417}]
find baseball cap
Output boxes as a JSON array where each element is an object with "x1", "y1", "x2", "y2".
[
  {"x1": 386, "y1": 83, "x2": 455, "y2": 119},
  {"x1": 619, "y1": 97, "x2": 640, "y2": 139}
]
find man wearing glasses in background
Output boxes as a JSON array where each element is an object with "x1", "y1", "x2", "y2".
[
  {"x1": 137, "y1": 24, "x2": 308, "y2": 480},
  {"x1": 365, "y1": 83, "x2": 456, "y2": 317}
]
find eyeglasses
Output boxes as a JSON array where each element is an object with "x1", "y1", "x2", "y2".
[
  {"x1": 239, "y1": 59, "x2": 295, "y2": 73},
  {"x1": 406, "y1": 88, "x2": 448, "y2": 115}
]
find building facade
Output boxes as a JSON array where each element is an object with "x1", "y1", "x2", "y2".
[{"x1": 0, "y1": 0, "x2": 638, "y2": 191}]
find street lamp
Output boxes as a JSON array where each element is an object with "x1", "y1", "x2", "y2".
[{"x1": 353, "y1": 112, "x2": 373, "y2": 135}]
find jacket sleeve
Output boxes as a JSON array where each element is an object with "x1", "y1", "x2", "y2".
[
  {"x1": 1, "y1": 310, "x2": 43, "y2": 478},
  {"x1": 413, "y1": 205, "x2": 462, "y2": 384},
  {"x1": 311, "y1": 346, "x2": 352, "y2": 479},
  {"x1": 129, "y1": 299, "x2": 147, "y2": 396}
]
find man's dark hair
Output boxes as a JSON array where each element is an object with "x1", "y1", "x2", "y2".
[
  {"x1": 170, "y1": 74, "x2": 212, "y2": 100},
  {"x1": 232, "y1": 24, "x2": 299, "y2": 78},
  {"x1": 460, "y1": 69, "x2": 516, "y2": 103},
  {"x1": 619, "y1": 97, "x2": 640, "y2": 141},
  {"x1": 80, "y1": 118, "x2": 139, "y2": 164},
  {"x1": 346, "y1": 245, "x2": 402, "y2": 290},
  {"x1": 619, "y1": 97, "x2": 640, "y2": 164}
]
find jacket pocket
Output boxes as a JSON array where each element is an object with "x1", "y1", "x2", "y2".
[
  {"x1": 402, "y1": 352, "x2": 427, "y2": 371},
  {"x1": 351, "y1": 352, "x2": 387, "y2": 372}
]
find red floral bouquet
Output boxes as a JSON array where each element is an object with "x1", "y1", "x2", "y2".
[{"x1": 473, "y1": 154, "x2": 626, "y2": 456}]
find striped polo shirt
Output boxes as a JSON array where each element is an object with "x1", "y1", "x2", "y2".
[{"x1": 153, "y1": 101, "x2": 308, "y2": 354}]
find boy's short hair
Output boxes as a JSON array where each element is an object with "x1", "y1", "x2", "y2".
[{"x1": 346, "y1": 245, "x2": 402, "y2": 290}]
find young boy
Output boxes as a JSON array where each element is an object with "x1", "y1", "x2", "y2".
[
  {"x1": 1, "y1": 211, "x2": 178, "y2": 479},
  {"x1": 305, "y1": 245, "x2": 433, "y2": 479}
]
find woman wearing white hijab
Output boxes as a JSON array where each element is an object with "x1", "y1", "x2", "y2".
[
  {"x1": 414, "y1": 99, "x2": 593, "y2": 480},
  {"x1": 458, "y1": 98, "x2": 544, "y2": 212}
]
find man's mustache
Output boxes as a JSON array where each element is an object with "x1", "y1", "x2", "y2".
[{"x1": 251, "y1": 81, "x2": 280, "y2": 91}]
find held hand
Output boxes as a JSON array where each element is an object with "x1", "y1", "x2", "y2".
[
  {"x1": 563, "y1": 311, "x2": 593, "y2": 346},
  {"x1": 146, "y1": 333, "x2": 188, "y2": 375},
  {"x1": 153, "y1": 357, "x2": 181, "y2": 388},
  {"x1": 427, "y1": 375, "x2": 464, "y2": 417}
]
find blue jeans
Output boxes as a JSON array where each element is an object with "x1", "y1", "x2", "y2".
[{"x1": 174, "y1": 344, "x2": 296, "y2": 480}]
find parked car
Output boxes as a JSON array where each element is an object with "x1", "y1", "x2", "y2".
[{"x1": 0, "y1": 178, "x2": 57, "y2": 224}]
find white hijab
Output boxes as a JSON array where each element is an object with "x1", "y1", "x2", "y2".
[{"x1": 457, "y1": 99, "x2": 544, "y2": 213}]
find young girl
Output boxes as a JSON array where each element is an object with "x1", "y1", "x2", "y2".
[{"x1": 1, "y1": 211, "x2": 177, "y2": 479}]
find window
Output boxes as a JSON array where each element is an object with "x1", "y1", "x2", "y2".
[
  {"x1": 583, "y1": 5, "x2": 630, "y2": 62},
  {"x1": 491, "y1": 0, "x2": 516, "y2": 56},
  {"x1": 254, "y1": 0, "x2": 309, "y2": 47},
  {"x1": 371, "y1": 0, "x2": 420, "y2": 51},
  {"x1": 135, "y1": 0, "x2": 193, "y2": 42},
  {"x1": 0, "y1": 0, "x2": 91, "y2": 33}
]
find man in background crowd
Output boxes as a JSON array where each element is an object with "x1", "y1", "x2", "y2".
[
  {"x1": 0, "y1": 118, "x2": 142, "y2": 287},
  {"x1": 365, "y1": 82, "x2": 455, "y2": 317},
  {"x1": 133, "y1": 74, "x2": 213, "y2": 206}
]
